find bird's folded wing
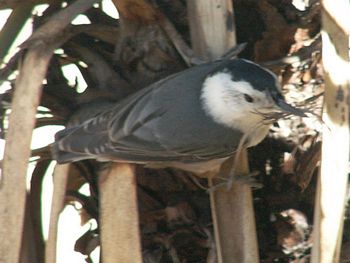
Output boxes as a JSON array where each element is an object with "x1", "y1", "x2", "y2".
[{"x1": 53, "y1": 60, "x2": 237, "y2": 163}]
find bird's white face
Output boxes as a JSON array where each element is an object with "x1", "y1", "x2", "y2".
[{"x1": 201, "y1": 71, "x2": 281, "y2": 141}]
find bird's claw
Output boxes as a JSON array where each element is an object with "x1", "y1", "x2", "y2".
[
  {"x1": 207, "y1": 170, "x2": 262, "y2": 193},
  {"x1": 227, "y1": 171, "x2": 262, "y2": 189}
]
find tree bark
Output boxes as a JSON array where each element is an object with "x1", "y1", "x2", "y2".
[
  {"x1": 45, "y1": 164, "x2": 70, "y2": 263},
  {"x1": 311, "y1": 2, "x2": 350, "y2": 262},
  {"x1": 99, "y1": 163, "x2": 142, "y2": 263},
  {"x1": 0, "y1": 1, "x2": 100, "y2": 262}
]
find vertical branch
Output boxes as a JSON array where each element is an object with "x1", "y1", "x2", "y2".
[
  {"x1": 0, "y1": 2, "x2": 101, "y2": 262},
  {"x1": 20, "y1": 195, "x2": 39, "y2": 263},
  {"x1": 45, "y1": 164, "x2": 70, "y2": 263},
  {"x1": 99, "y1": 163, "x2": 142, "y2": 263},
  {"x1": 0, "y1": 48, "x2": 52, "y2": 263},
  {"x1": 211, "y1": 153, "x2": 259, "y2": 263},
  {"x1": 187, "y1": 1, "x2": 259, "y2": 262},
  {"x1": 311, "y1": 2, "x2": 350, "y2": 262},
  {"x1": 187, "y1": 0, "x2": 236, "y2": 61},
  {"x1": 29, "y1": 160, "x2": 51, "y2": 263}
]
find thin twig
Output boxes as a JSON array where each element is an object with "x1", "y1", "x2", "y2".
[
  {"x1": 22, "y1": 0, "x2": 101, "y2": 49},
  {"x1": 159, "y1": 13, "x2": 204, "y2": 66},
  {"x1": 0, "y1": 2, "x2": 34, "y2": 62}
]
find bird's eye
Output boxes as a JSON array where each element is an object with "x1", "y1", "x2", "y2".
[{"x1": 244, "y1": 94, "x2": 254, "y2": 103}]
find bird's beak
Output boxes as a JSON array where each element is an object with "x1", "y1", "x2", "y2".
[{"x1": 276, "y1": 98, "x2": 307, "y2": 117}]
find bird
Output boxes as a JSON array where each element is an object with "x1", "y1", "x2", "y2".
[{"x1": 51, "y1": 59, "x2": 306, "y2": 175}]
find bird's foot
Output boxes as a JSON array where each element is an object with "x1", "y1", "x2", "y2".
[{"x1": 207, "y1": 171, "x2": 262, "y2": 193}]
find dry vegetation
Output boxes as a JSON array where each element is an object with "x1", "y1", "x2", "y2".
[{"x1": 0, "y1": 0, "x2": 349, "y2": 262}]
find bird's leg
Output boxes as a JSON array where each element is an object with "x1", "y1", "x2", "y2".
[
  {"x1": 208, "y1": 133, "x2": 263, "y2": 192},
  {"x1": 207, "y1": 170, "x2": 261, "y2": 193},
  {"x1": 226, "y1": 170, "x2": 262, "y2": 189},
  {"x1": 225, "y1": 146, "x2": 262, "y2": 189}
]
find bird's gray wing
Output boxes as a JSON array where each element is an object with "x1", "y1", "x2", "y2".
[
  {"x1": 53, "y1": 83, "x2": 171, "y2": 163},
  {"x1": 53, "y1": 60, "x2": 240, "y2": 164}
]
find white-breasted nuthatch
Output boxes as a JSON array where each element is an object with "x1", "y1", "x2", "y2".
[{"x1": 51, "y1": 59, "x2": 306, "y2": 174}]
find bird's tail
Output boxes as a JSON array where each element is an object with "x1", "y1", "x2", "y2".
[{"x1": 50, "y1": 127, "x2": 93, "y2": 164}]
